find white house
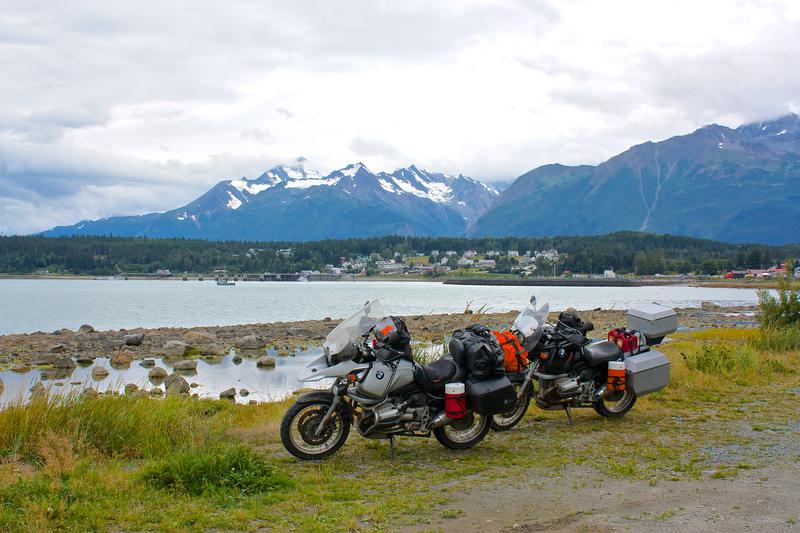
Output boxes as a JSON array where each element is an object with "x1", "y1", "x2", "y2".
[
  {"x1": 603, "y1": 269, "x2": 616, "y2": 279},
  {"x1": 508, "y1": 250, "x2": 519, "y2": 257},
  {"x1": 457, "y1": 257, "x2": 474, "y2": 267},
  {"x1": 475, "y1": 259, "x2": 496, "y2": 269}
]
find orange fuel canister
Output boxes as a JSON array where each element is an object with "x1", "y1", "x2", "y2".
[{"x1": 607, "y1": 361, "x2": 627, "y2": 392}]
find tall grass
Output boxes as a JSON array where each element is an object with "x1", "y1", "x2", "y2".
[
  {"x1": 0, "y1": 392, "x2": 235, "y2": 463},
  {"x1": 756, "y1": 277, "x2": 800, "y2": 351}
]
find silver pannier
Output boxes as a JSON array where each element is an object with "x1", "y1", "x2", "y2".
[
  {"x1": 626, "y1": 304, "x2": 677, "y2": 345},
  {"x1": 624, "y1": 349, "x2": 670, "y2": 395}
]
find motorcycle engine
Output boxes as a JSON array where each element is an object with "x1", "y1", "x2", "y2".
[{"x1": 554, "y1": 377, "x2": 579, "y2": 397}]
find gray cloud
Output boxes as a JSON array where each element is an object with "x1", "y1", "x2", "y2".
[{"x1": 0, "y1": 0, "x2": 798, "y2": 233}]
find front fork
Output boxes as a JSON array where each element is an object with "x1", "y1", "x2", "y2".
[
  {"x1": 313, "y1": 382, "x2": 346, "y2": 438},
  {"x1": 517, "y1": 360, "x2": 540, "y2": 400}
]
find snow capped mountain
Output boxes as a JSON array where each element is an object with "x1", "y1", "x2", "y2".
[{"x1": 43, "y1": 162, "x2": 501, "y2": 241}]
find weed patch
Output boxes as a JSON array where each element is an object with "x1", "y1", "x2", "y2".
[
  {"x1": 682, "y1": 343, "x2": 756, "y2": 376},
  {"x1": 141, "y1": 444, "x2": 292, "y2": 497}
]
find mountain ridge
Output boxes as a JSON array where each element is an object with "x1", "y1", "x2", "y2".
[
  {"x1": 44, "y1": 162, "x2": 500, "y2": 241},
  {"x1": 470, "y1": 113, "x2": 800, "y2": 244}
]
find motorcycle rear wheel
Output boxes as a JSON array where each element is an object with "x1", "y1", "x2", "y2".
[
  {"x1": 593, "y1": 390, "x2": 637, "y2": 418},
  {"x1": 490, "y1": 384, "x2": 531, "y2": 432},
  {"x1": 280, "y1": 400, "x2": 350, "y2": 460},
  {"x1": 434, "y1": 412, "x2": 491, "y2": 450}
]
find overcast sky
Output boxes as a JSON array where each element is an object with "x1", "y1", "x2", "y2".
[{"x1": 1, "y1": 0, "x2": 799, "y2": 234}]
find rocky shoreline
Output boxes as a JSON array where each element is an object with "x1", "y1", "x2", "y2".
[{"x1": 0, "y1": 303, "x2": 758, "y2": 372}]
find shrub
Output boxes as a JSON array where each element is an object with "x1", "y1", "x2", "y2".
[
  {"x1": 757, "y1": 278, "x2": 800, "y2": 328},
  {"x1": 683, "y1": 343, "x2": 757, "y2": 375},
  {"x1": 141, "y1": 444, "x2": 291, "y2": 497}
]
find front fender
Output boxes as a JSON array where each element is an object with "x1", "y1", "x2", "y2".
[{"x1": 294, "y1": 391, "x2": 353, "y2": 419}]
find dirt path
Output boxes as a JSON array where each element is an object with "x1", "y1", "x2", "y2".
[{"x1": 421, "y1": 461, "x2": 799, "y2": 532}]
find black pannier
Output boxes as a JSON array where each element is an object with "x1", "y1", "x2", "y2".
[
  {"x1": 452, "y1": 324, "x2": 502, "y2": 380},
  {"x1": 466, "y1": 375, "x2": 517, "y2": 415}
]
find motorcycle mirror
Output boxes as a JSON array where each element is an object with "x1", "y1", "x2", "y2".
[{"x1": 529, "y1": 295, "x2": 537, "y2": 308}]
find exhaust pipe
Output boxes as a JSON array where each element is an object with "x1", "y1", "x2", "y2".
[
  {"x1": 595, "y1": 384, "x2": 610, "y2": 400},
  {"x1": 429, "y1": 411, "x2": 454, "y2": 429}
]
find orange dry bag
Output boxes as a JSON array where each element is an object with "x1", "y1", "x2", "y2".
[{"x1": 492, "y1": 331, "x2": 529, "y2": 373}]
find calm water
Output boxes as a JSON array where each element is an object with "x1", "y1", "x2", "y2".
[
  {"x1": 0, "y1": 279, "x2": 760, "y2": 335},
  {"x1": 0, "y1": 349, "x2": 328, "y2": 405}
]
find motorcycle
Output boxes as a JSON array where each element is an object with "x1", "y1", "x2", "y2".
[
  {"x1": 280, "y1": 300, "x2": 493, "y2": 460},
  {"x1": 490, "y1": 296, "x2": 673, "y2": 430}
]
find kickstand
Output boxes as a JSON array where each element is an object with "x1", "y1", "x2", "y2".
[
  {"x1": 563, "y1": 404, "x2": 574, "y2": 426},
  {"x1": 389, "y1": 435, "x2": 396, "y2": 463}
]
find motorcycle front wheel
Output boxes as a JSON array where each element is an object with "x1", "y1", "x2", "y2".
[
  {"x1": 434, "y1": 412, "x2": 491, "y2": 450},
  {"x1": 280, "y1": 400, "x2": 350, "y2": 460},
  {"x1": 490, "y1": 383, "x2": 531, "y2": 432},
  {"x1": 593, "y1": 390, "x2": 637, "y2": 418}
]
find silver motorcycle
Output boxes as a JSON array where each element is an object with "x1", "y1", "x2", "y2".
[{"x1": 280, "y1": 300, "x2": 492, "y2": 460}]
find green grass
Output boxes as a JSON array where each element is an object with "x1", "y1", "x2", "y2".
[{"x1": 141, "y1": 444, "x2": 292, "y2": 497}]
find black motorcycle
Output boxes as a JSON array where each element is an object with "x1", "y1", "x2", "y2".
[{"x1": 490, "y1": 297, "x2": 673, "y2": 430}]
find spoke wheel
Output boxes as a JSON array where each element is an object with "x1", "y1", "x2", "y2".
[
  {"x1": 491, "y1": 383, "x2": 531, "y2": 432},
  {"x1": 594, "y1": 390, "x2": 637, "y2": 418},
  {"x1": 434, "y1": 412, "x2": 491, "y2": 450},
  {"x1": 280, "y1": 400, "x2": 350, "y2": 460}
]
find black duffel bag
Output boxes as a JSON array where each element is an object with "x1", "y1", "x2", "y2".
[{"x1": 452, "y1": 324, "x2": 502, "y2": 380}]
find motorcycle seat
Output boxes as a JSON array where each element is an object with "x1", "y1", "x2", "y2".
[
  {"x1": 413, "y1": 357, "x2": 463, "y2": 393},
  {"x1": 583, "y1": 340, "x2": 623, "y2": 366}
]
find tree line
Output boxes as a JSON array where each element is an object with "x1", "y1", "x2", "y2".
[{"x1": 0, "y1": 233, "x2": 797, "y2": 276}]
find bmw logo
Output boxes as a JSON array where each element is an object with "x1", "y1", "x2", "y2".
[{"x1": 375, "y1": 370, "x2": 385, "y2": 380}]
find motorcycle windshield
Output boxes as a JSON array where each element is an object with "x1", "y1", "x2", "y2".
[
  {"x1": 513, "y1": 302, "x2": 550, "y2": 345},
  {"x1": 323, "y1": 300, "x2": 385, "y2": 358}
]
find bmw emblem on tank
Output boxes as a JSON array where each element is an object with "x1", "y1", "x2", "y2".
[{"x1": 375, "y1": 370, "x2": 385, "y2": 380}]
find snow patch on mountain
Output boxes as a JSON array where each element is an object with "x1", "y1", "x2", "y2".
[
  {"x1": 226, "y1": 192, "x2": 243, "y2": 210},
  {"x1": 285, "y1": 177, "x2": 342, "y2": 189}
]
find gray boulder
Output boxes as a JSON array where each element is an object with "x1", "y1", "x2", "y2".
[
  {"x1": 52, "y1": 356, "x2": 76, "y2": 369},
  {"x1": 150, "y1": 387, "x2": 163, "y2": 396},
  {"x1": 235, "y1": 335, "x2": 264, "y2": 350},
  {"x1": 165, "y1": 373, "x2": 190, "y2": 394},
  {"x1": 76, "y1": 356, "x2": 94, "y2": 365},
  {"x1": 122, "y1": 333, "x2": 145, "y2": 346},
  {"x1": 239, "y1": 388, "x2": 249, "y2": 396},
  {"x1": 200, "y1": 343, "x2": 225, "y2": 356},
  {"x1": 30, "y1": 381, "x2": 46, "y2": 397},
  {"x1": 256, "y1": 356, "x2": 276, "y2": 368},
  {"x1": 110, "y1": 351, "x2": 133, "y2": 366},
  {"x1": 83, "y1": 387, "x2": 98, "y2": 398},
  {"x1": 140, "y1": 359, "x2": 155, "y2": 367},
  {"x1": 173, "y1": 359, "x2": 197, "y2": 371},
  {"x1": 49, "y1": 344, "x2": 67, "y2": 353},
  {"x1": 78, "y1": 324, "x2": 95, "y2": 333},
  {"x1": 124, "y1": 383, "x2": 138, "y2": 394},
  {"x1": 219, "y1": 387, "x2": 236, "y2": 399},
  {"x1": 148, "y1": 366, "x2": 168, "y2": 380},
  {"x1": 162, "y1": 340, "x2": 190, "y2": 357},
  {"x1": 91, "y1": 366, "x2": 109, "y2": 380}
]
